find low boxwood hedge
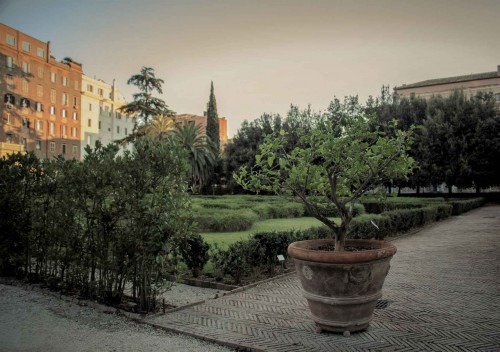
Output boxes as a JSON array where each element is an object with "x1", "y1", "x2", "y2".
[{"x1": 206, "y1": 198, "x2": 486, "y2": 283}]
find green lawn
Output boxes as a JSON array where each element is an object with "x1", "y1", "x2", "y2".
[{"x1": 201, "y1": 216, "x2": 339, "y2": 248}]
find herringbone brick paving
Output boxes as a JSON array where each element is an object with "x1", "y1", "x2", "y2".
[{"x1": 148, "y1": 205, "x2": 500, "y2": 351}]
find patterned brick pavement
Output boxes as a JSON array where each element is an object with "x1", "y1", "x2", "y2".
[{"x1": 147, "y1": 205, "x2": 500, "y2": 351}]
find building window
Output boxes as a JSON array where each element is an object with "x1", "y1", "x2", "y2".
[
  {"x1": 72, "y1": 127, "x2": 77, "y2": 137},
  {"x1": 6, "y1": 56, "x2": 13, "y2": 68},
  {"x1": 50, "y1": 142, "x2": 55, "y2": 153},
  {"x1": 89, "y1": 103, "x2": 92, "y2": 111},
  {"x1": 37, "y1": 85, "x2": 43, "y2": 97},
  {"x1": 36, "y1": 120, "x2": 43, "y2": 131},
  {"x1": 87, "y1": 135, "x2": 91, "y2": 146},
  {"x1": 36, "y1": 140, "x2": 41, "y2": 150},
  {"x1": 4, "y1": 93, "x2": 15, "y2": 105},
  {"x1": 116, "y1": 126, "x2": 120, "y2": 134},
  {"x1": 6, "y1": 113, "x2": 12, "y2": 125},
  {"x1": 50, "y1": 106, "x2": 56, "y2": 115},
  {"x1": 115, "y1": 112, "x2": 122, "y2": 119},
  {"x1": 37, "y1": 48, "x2": 45, "y2": 58},
  {"x1": 62, "y1": 93, "x2": 68, "y2": 106},
  {"x1": 88, "y1": 119, "x2": 92, "y2": 127},
  {"x1": 35, "y1": 102, "x2": 43, "y2": 112},
  {"x1": 72, "y1": 145, "x2": 78, "y2": 155},
  {"x1": 62, "y1": 144, "x2": 66, "y2": 154},
  {"x1": 62, "y1": 109, "x2": 67, "y2": 118},
  {"x1": 6, "y1": 74, "x2": 14, "y2": 88},
  {"x1": 51, "y1": 72, "x2": 57, "y2": 83},
  {"x1": 98, "y1": 121, "x2": 101, "y2": 130},
  {"x1": 6, "y1": 133, "x2": 13, "y2": 143},
  {"x1": 6, "y1": 35, "x2": 15, "y2": 46},
  {"x1": 21, "y1": 98, "x2": 30, "y2": 108},
  {"x1": 495, "y1": 93, "x2": 500, "y2": 102},
  {"x1": 22, "y1": 118, "x2": 29, "y2": 128},
  {"x1": 74, "y1": 80, "x2": 79, "y2": 90},
  {"x1": 22, "y1": 42, "x2": 31, "y2": 52},
  {"x1": 73, "y1": 96, "x2": 78, "y2": 106},
  {"x1": 87, "y1": 84, "x2": 93, "y2": 93},
  {"x1": 50, "y1": 122, "x2": 55, "y2": 135},
  {"x1": 22, "y1": 62, "x2": 30, "y2": 74},
  {"x1": 125, "y1": 128, "x2": 128, "y2": 135},
  {"x1": 62, "y1": 125, "x2": 67, "y2": 137},
  {"x1": 62, "y1": 76, "x2": 68, "y2": 86},
  {"x1": 73, "y1": 112, "x2": 78, "y2": 120},
  {"x1": 22, "y1": 79, "x2": 29, "y2": 93},
  {"x1": 50, "y1": 89, "x2": 56, "y2": 104}
]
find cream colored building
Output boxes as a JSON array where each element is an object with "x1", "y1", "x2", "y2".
[
  {"x1": 81, "y1": 75, "x2": 135, "y2": 158},
  {"x1": 394, "y1": 65, "x2": 500, "y2": 109}
]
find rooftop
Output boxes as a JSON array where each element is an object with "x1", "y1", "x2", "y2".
[{"x1": 395, "y1": 69, "x2": 499, "y2": 90}]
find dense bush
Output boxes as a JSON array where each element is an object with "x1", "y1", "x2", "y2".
[
  {"x1": 179, "y1": 234, "x2": 210, "y2": 277},
  {"x1": 0, "y1": 139, "x2": 193, "y2": 312},
  {"x1": 208, "y1": 227, "x2": 329, "y2": 283}
]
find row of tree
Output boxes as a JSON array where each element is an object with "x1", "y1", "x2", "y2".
[{"x1": 225, "y1": 90, "x2": 500, "y2": 193}]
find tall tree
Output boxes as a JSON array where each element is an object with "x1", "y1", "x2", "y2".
[
  {"x1": 206, "y1": 81, "x2": 220, "y2": 152},
  {"x1": 174, "y1": 123, "x2": 218, "y2": 192},
  {"x1": 119, "y1": 67, "x2": 173, "y2": 129}
]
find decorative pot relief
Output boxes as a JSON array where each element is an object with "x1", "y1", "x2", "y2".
[{"x1": 302, "y1": 265, "x2": 313, "y2": 280}]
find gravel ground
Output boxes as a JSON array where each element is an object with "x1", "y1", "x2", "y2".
[
  {"x1": 158, "y1": 282, "x2": 226, "y2": 307},
  {"x1": 0, "y1": 284, "x2": 233, "y2": 352}
]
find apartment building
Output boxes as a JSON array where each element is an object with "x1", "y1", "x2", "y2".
[
  {"x1": 0, "y1": 23, "x2": 83, "y2": 159},
  {"x1": 394, "y1": 65, "x2": 500, "y2": 109},
  {"x1": 176, "y1": 113, "x2": 228, "y2": 145},
  {"x1": 81, "y1": 75, "x2": 134, "y2": 157}
]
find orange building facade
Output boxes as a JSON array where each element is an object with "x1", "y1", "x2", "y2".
[
  {"x1": 176, "y1": 113, "x2": 228, "y2": 145},
  {"x1": 0, "y1": 23, "x2": 83, "y2": 159}
]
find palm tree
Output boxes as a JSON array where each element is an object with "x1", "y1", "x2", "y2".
[{"x1": 173, "y1": 123, "x2": 217, "y2": 191}]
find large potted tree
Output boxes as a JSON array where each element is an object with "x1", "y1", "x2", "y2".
[{"x1": 235, "y1": 114, "x2": 415, "y2": 333}]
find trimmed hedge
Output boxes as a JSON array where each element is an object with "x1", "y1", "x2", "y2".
[
  {"x1": 447, "y1": 198, "x2": 486, "y2": 215},
  {"x1": 207, "y1": 198, "x2": 486, "y2": 283},
  {"x1": 192, "y1": 195, "x2": 306, "y2": 232}
]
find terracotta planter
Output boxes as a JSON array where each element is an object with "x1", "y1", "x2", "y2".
[{"x1": 288, "y1": 239, "x2": 396, "y2": 333}]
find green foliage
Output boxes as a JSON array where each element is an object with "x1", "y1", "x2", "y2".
[
  {"x1": 206, "y1": 81, "x2": 220, "y2": 152},
  {"x1": 174, "y1": 123, "x2": 218, "y2": 191},
  {"x1": 235, "y1": 112, "x2": 415, "y2": 250},
  {"x1": 191, "y1": 195, "x2": 305, "y2": 232},
  {"x1": 119, "y1": 66, "x2": 174, "y2": 128},
  {"x1": 179, "y1": 234, "x2": 210, "y2": 277},
  {"x1": 447, "y1": 198, "x2": 486, "y2": 215},
  {"x1": 0, "y1": 138, "x2": 192, "y2": 312}
]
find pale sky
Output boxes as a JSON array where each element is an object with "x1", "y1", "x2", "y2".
[{"x1": 1, "y1": 0, "x2": 499, "y2": 137}]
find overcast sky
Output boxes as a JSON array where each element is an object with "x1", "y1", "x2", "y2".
[{"x1": 1, "y1": 0, "x2": 499, "y2": 137}]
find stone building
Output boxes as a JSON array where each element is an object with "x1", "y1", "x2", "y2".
[
  {"x1": 81, "y1": 75, "x2": 134, "y2": 157},
  {"x1": 394, "y1": 65, "x2": 500, "y2": 109}
]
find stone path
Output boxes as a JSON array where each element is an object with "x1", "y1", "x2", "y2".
[{"x1": 147, "y1": 204, "x2": 500, "y2": 351}]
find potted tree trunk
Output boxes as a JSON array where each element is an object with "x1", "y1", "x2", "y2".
[{"x1": 235, "y1": 114, "x2": 415, "y2": 333}]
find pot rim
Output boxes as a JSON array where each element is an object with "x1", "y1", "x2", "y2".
[{"x1": 288, "y1": 239, "x2": 397, "y2": 264}]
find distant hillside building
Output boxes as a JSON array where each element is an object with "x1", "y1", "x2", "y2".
[
  {"x1": 176, "y1": 113, "x2": 228, "y2": 145},
  {"x1": 1, "y1": 22, "x2": 83, "y2": 159},
  {"x1": 394, "y1": 65, "x2": 500, "y2": 109}
]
